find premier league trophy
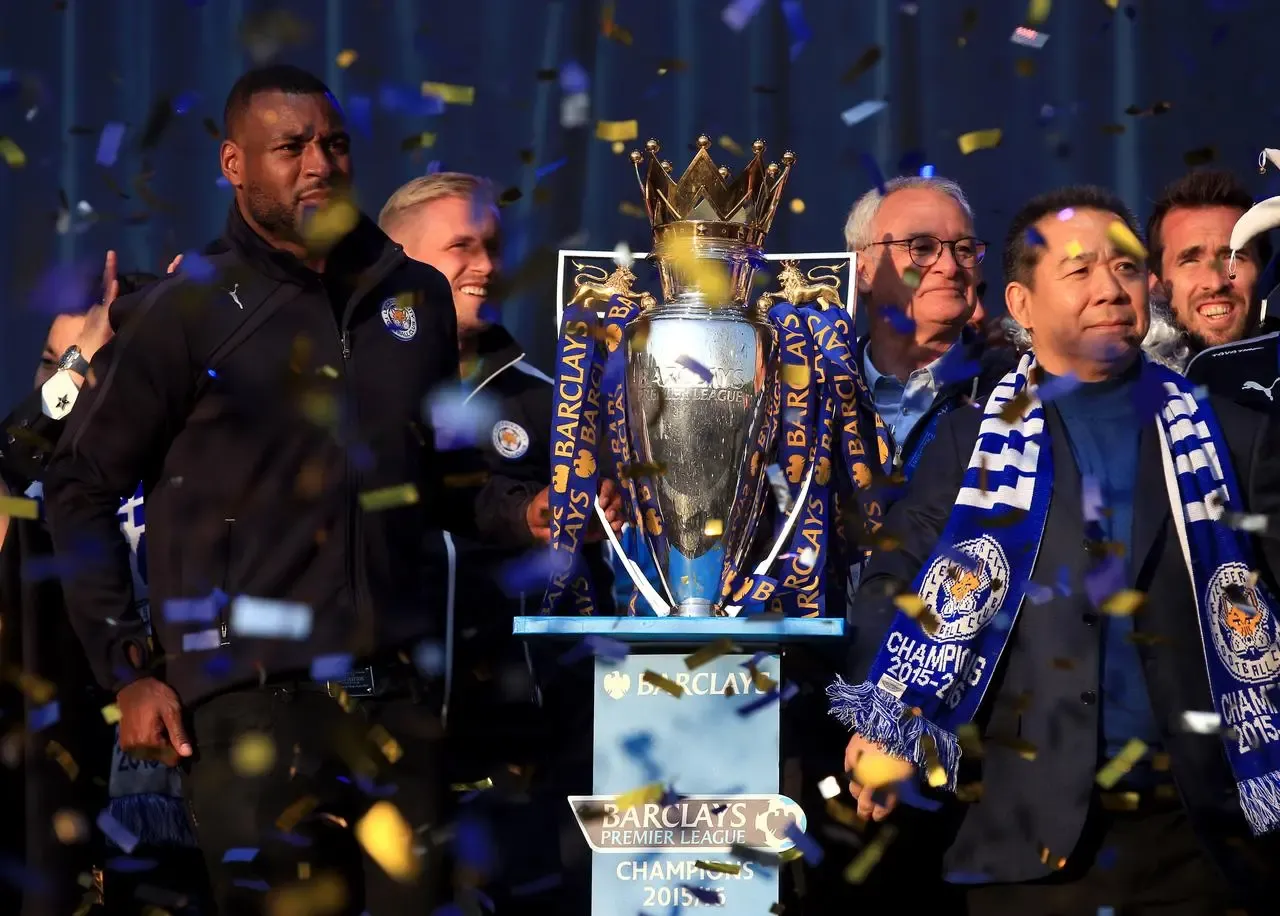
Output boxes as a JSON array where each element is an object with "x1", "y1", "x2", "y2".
[{"x1": 515, "y1": 137, "x2": 866, "y2": 914}]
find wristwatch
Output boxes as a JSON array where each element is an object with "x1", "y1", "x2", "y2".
[
  {"x1": 39, "y1": 345, "x2": 89, "y2": 420},
  {"x1": 57, "y1": 344, "x2": 90, "y2": 377}
]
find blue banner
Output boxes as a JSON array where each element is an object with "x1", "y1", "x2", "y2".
[{"x1": 574, "y1": 653, "x2": 808, "y2": 914}]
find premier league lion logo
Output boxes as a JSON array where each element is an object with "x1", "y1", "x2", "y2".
[
  {"x1": 1208, "y1": 563, "x2": 1280, "y2": 684},
  {"x1": 918, "y1": 535, "x2": 1011, "y2": 643}
]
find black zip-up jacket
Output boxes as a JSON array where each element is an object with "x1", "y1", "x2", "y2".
[
  {"x1": 1186, "y1": 329, "x2": 1280, "y2": 414},
  {"x1": 42, "y1": 204, "x2": 541, "y2": 706}
]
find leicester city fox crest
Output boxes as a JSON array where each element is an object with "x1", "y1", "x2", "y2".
[
  {"x1": 917, "y1": 535, "x2": 1011, "y2": 643},
  {"x1": 1208, "y1": 563, "x2": 1280, "y2": 684}
]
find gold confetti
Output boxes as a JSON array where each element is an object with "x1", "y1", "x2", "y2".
[
  {"x1": 335, "y1": 49, "x2": 358, "y2": 68},
  {"x1": 684, "y1": 637, "x2": 735, "y2": 670},
  {"x1": 297, "y1": 862, "x2": 311, "y2": 880},
  {"x1": 1065, "y1": 239, "x2": 1084, "y2": 259},
  {"x1": 1152, "y1": 751, "x2": 1171, "y2": 771},
  {"x1": 46, "y1": 740, "x2": 79, "y2": 780},
  {"x1": 781, "y1": 362, "x2": 810, "y2": 389},
  {"x1": 718, "y1": 135, "x2": 745, "y2": 156},
  {"x1": 1051, "y1": 657, "x2": 1075, "y2": 670},
  {"x1": 17, "y1": 671, "x2": 56, "y2": 704},
  {"x1": 596, "y1": 119, "x2": 639, "y2": 142},
  {"x1": 747, "y1": 664, "x2": 778, "y2": 692},
  {"x1": 1026, "y1": 0, "x2": 1051, "y2": 26},
  {"x1": 1096, "y1": 738, "x2": 1147, "y2": 789},
  {"x1": 450, "y1": 777, "x2": 494, "y2": 792},
  {"x1": 100, "y1": 704, "x2": 121, "y2": 725},
  {"x1": 955, "y1": 782, "x2": 985, "y2": 803},
  {"x1": 1106, "y1": 220, "x2": 1148, "y2": 260},
  {"x1": 694, "y1": 860, "x2": 742, "y2": 875},
  {"x1": 1099, "y1": 791, "x2": 1140, "y2": 811},
  {"x1": 611, "y1": 140, "x2": 625, "y2": 154},
  {"x1": 368, "y1": 725, "x2": 402, "y2": 764},
  {"x1": 53, "y1": 809, "x2": 88, "y2": 844},
  {"x1": 265, "y1": 871, "x2": 346, "y2": 916},
  {"x1": 989, "y1": 735, "x2": 1038, "y2": 760},
  {"x1": 421, "y1": 81, "x2": 475, "y2": 105},
  {"x1": 998, "y1": 390, "x2": 1033, "y2": 424},
  {"x1": 893, "y1": 593, "x2": 940, "y2": 635},
  {"x1": 615, "y1": 781, "x2": 664, "y2": 809},
  {"x1": 843, "y1": 825, "x2": 897, "y2": 883},
  {"x1": 231, "y1": 731, "x2": 276, "y2": 777},
  {"x1": 851, "y1": 746, "x2": 913, "y2": 789},
  {"x1": 1014, "y1": 58, "x2": 1036, "y2": 78},
  {"x1": 920, "y1": 733, "x2": 948, "y2": 788},
  {"x1": 276, "y1": 795, "x2": 320, "y2": 832},
  {"x1": 301, "y1": 196, "x2": 359, "y2": 252},
  {"x1": 619, "y1": 201, "x2": 647, "y2": 219},
  {"x1": 703, "y1": 519, "x2": 724, "y2": 537},
  {"x1": 400, "y1": 132, "x2": 436, "y2": 151},
  {"x1": 1101, "y1": 589, "x2": 1146, "y2": 616},
  {"x1": 642, "y1": 670, "x2": 684, "y2": 697},
  {"x1": 789, "y1": 198, "x2": 805, "y2": 214},
  {"x1": 0, "y1": 496, "x2": 40, "y2": 520},
  {"x1": 359, "y1": 483, "x2": 420, "y2": 512},
  {"x1": 0, "y1": 137, "x2": 26, "y2": 168},
  {"x1": 356, "y1": 801, "x2": 421, "y2": 882},
  {"x1": 957, "y1": 129, "x2": 1002, "y2": 155},
  {"x1": 824, "y1": 797, "x2": 861, "y2": 826},
  {"x1": 956, "y1": 723, "x2": 985, "y2": 759}
]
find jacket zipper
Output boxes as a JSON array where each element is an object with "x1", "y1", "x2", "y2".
[{"x1": 332, "y1": 248, "x2": 406, "y2": 657}]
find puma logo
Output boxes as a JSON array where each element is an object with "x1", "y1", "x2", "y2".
[
  {"x1": 1242, "y1": 377, "x2": 1280, "y2": 401},
  {"x1": 227, "y1": 283, "x2": 243, "y2": 310}
]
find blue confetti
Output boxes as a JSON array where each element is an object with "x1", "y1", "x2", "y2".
[
  {"x1": 840, "y1": 100, "x2": 888, "y2": 127},
  {"x1": 178, "y1": 250, "x2": 215, "y2": 283},
  {"x1": 743, "y1": 651, "x2": 772, "y2": 670},
  {"x1": 784, "y1": 822, "x2": 822, "y2": 864},
  {"x1": 737, "y1": 683, "x2": 798, "y2": 717},
  {"x1": 1084, "y1": 553, "x2": 1126, "y2": 610},
  {"x1": 232, "y1": 879, "x2": 271, "y2": 892},
  {"x1": 559, "y1": 61, "x2": 589, "y2": 94},
  {"x1": 95, "y1": 122, "x2": 126, "y2": 167},
  {"x1": 722, "y1": 0, "x2": 767, "y2": 31},
  {"x1": 348, "y1": 94, "x2": 373, "y2": 137},
  {"x1": 683, "y1": 885, "x2": 723, "y2": 904},
  {"x1": 860, "y1": 151, "x2": 887, "y2": 196},
  {"x1": 1036, "y1": 371, "x2": 1080, "y2": 403},
  {"x1": 266, "y1": 830, "x2": 312, "y2": 847},
  {"x1": 499, "y1": 549, "x2": 557, "y2": 595},
  {"x1": 216, "y1": 175, "x2": 231, "y2": 189},
  {"x1": 882, "y1": 304, "x2": 915, "y2": 334},
  {"x1": 676, "y1": 354, "x2": 712, "y2": 382},
  {"x1": 780, "y1": 0, "x2": 812, "y2": 60},
  {"x1": 454, "y1": 816, "x2": 497, "y2": 871},
  {"x1": 413, "y1": 640, "x2": 446, "y2": 677},
  {"x1": 97, "y1": 810, "x2": 139, "y2": 854},
  {"x1": 536, "y1": 157, "x2": 568, "y2": 181},
  {"x1": 173, "y1": 91, "x2": 201, "y2": 115},
  {"x1": 1025, "y1": 226, "x2": 1047, "y2": 248},
  {"x1": 310, "y1": 653, "x2": 353, "y2": 681},
  {"x1": 379, "y1": 83, "x2": 445, "y2": 117},
  {"x1": 30, "y1": 701, "x2": 60, "y2": 731},
  {"x1": 163, "y1": 593, "x2": 221, "y2": 623},
  {"x1": 933, "y1": 356, "x2": 981, "y2": 388}
]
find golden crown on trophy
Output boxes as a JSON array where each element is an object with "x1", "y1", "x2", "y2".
[{"x1": 629, "y1": 135, "x2": 796, "y2": 251}]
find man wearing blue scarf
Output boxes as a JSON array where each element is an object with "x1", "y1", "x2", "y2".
[{"x1": 832, "y1": 186, "x2": 1280, "y2": 914}]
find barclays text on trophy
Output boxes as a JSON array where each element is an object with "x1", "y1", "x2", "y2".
[{"x1": 541, "y1": 136, "x2": 890, "y2": 620}]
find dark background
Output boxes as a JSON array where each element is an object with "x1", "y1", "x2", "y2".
[{"x1": 1, "y1": 0, "x2": 1277, "y2": 408}]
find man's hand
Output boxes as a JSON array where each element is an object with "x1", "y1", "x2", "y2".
[
  {"x1": 587, "y1": 478, "x2": 625, "y2": 541},
  {"x1": 117, "y1": 676, "x2": 192, "y2": 766},
  {"x1": 525, "y1": 478, "x2": 626, "y2": 544},
  {"x1": 844, "y1": 733, "x2": 911, "y2": 822},
  {"x1": 75, "y1": 249, "x2": 120, "y2": 372},
  {"x1": 165, "y1": 253, "x2": 183, "y2": 275}
]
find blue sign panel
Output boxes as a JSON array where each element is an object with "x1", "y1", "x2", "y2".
[{"x1": 574, "y1": 652, "x2": 806, "y2": 914}]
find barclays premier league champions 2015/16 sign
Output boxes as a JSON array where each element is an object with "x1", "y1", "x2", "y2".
[{"x1": 542, "y1": 135, "x2": 891, "y2": 623}]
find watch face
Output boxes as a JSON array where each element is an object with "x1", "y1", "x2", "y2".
[{"x1": 59, "y1": 346, "x2": 82, "y2": 370}]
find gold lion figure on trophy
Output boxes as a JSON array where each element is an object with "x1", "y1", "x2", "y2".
[
  {"x1": 757, "y1": 260, "x2": 847, "y2": 311},
  {"x1": 568, "y1": 261, "x2": 657, "y2": 310}
]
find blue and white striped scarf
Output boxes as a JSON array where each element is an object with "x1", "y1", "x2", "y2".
[{"x1": 830, "y1": 353, "x2": 1280, "y2": 834}]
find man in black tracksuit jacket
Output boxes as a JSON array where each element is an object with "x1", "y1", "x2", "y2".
[{"x1": 40, "y1": 66, "x2": 568, "y2": 915}]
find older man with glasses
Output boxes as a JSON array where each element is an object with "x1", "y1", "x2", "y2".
[{"x1": 845, "y1": 176, "x2": 1014, "y2": 478}]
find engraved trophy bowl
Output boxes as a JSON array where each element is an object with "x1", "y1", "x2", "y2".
[{"x1": 623, "y1": 299, "x2": 777, "y2": 616}]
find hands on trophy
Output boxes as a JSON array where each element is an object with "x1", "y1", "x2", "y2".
[{"x1": 526, "y1": 478, "x2": 625, "y2": 544}]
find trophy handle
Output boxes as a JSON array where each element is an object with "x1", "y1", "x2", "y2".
[
  {"x1": 594, "y1": 498, "x2": 673, "y2": 617},
  {"x1": 722, "y1": 461, "x2": 817, "y2": 618}
]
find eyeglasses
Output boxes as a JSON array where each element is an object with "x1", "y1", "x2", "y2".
[{"x1": 869, "y1": 236, "x2": 987, "y2": 269}]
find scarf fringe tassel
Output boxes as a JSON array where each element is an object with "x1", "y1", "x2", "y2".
[
  {"x1": 107, "y1": 793, "x2": 198, "y2": 849},
  {"x1": 826, "y1": 676, "x2": 961, "y2": 791},
  {"x1": 1238, "y1": 770, "x2": 1280, "y2": 835}
]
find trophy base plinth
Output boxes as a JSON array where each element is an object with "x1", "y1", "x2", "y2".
[{"x1": 668, "y1": 598, "x2": 713, "y2": 617}]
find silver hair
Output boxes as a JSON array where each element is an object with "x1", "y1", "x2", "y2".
[{"x1": 842, "y1": 176, "x2": 974, "y2": 252}]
